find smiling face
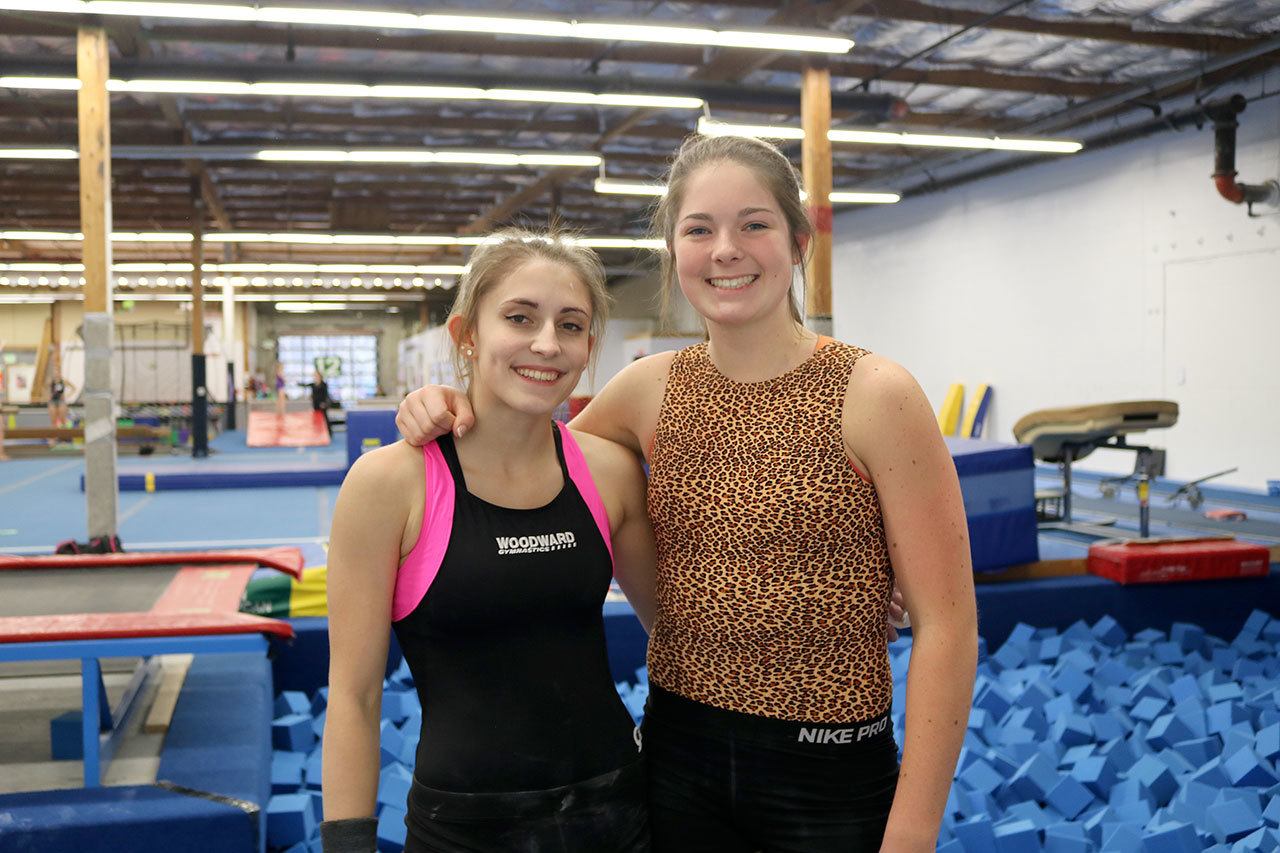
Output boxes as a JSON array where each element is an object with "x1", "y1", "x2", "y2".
[
  {"x1": 453, "y1": 257, "x2": 593, "y2": 418},
  {"x1": 672, "y1": 160, "x2": 804, "y2": 333}
]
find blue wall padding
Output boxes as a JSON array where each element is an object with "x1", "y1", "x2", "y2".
[
  {"x1": 0, "y1": 785, "x2": 257, "y2": 853},
  {"x1": 101, "y1": 467, "x2": 346, "y2": 492},
  {"x1": 157, "y1": 652, "x2": 273, "y2": 853},
  {"x1": 944, "y1": 437, "x2": 1039, "y2": 572},
  {"x1": 346, "y1": 409, "x2": 401, "y2": 469}
]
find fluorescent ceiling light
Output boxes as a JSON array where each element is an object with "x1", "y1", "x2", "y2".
[
  {"x1": 828, "y1": 191, "x2": 901, "y2": 204},
  {"x1": 594, "y1": 179, "x2": 667, "y2": 197},
  {"x1": 828, "y1": 129, "x2": 1083, "y2": 154},
  {"x1": 570, "y1": 237, "x2": 666, "y2": 250},
  {"x1": 2, "y1": 76, "x2": 701, "y2": 110},
  {"x1": 594, "y1": 180, "x2": 898, "y2": 205},
  {"x1": 697, "y1": 117, "x2": 1083, "y2": 154},
  {"x1": 698, "y1": 119, "x2": 804, "y2": 141},
  {"x1": 255, "y1": 150, "x2": 602, "y2": 167},
  {"x1": 0, "y1": 262, "x2": 467, "y2": 275},
  {"x1": 1, "y1": 230, "x2": 652, "y2": 247},
  {"x1": 0, "y1": 148, "x2": 78, "y2": 159},
  {"x1": 275, "y1": 302, "x2": 349, "y2": 312},
  {"x1": 0, "y1": 3, "x2": 852, "y2": 53}
]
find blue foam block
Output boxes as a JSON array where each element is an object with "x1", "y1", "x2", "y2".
[
  {"x1": 377, "y1": 763, "x2": 413, "y2": 812},
  {"x1": 1127, "y1": 754, "x2": 1177, "y2": 806},
  {"x1": 1008, "y1": 752, "x2": 1058, "y2": 801},
  {"x1": 992, "y1": 818, "x2": 1038, "y2": 853},
  {"x1": 376, "y1": 804, "x2": 408, "y2": 852},
  {"x1": 1170, "y1": 623, "x2": 1206, "y2": 655},
  {"x1": 959, "y1": 759, "x2": 1004, "y2": 796},
  {"x1": 378, "y1": 719, "x2": 405, "y2": 768},
  {"x1": 1091, "y1": 615, "x2": 1127, "y2": 648},
  {"x1": 50, "y1": 710, "x2": 84, "y2": 761},
  {"x1": 275, "y1": 691, "x2": 311, "y2": 718},
  {"x1": 272, "y1": 714, "x2": 317, "y2": 753},
  {"x1": 271, "y1": 751, "x2": 306, "y2": 794},
  {"x1": 1130, "y1": 696, "x2": 1169, "y2": 723},
  {"x1": 1044, "y1": 822, "x2": 1091, "y2": 853},
  {"x1": 1141, "y1": 821, "x2": 1202, "y2": 853},
  {"x1": 1099, "y1": 821, "x2": 1143, "y2": 852},
  {"x1": 1224, "y1": 747, "x2": 1280, "y2": 788},
  {"x1": 1146, "y1": 713, "x2": 1194, "y2": 750},
  {"x1": 309, "y1": 687, "x2": 329, "y2": 716},
  {"x1": 1046, "y1": 776, "x2": 1095, "y2": 820},
  {"x1": 266, "y1": 793, "x2": 316, "y2": 849},
  {"x1": 1052, "y1": 712, "x2": 1095, "y2": 748},
  {"x1": 953, "y1": 814, "x2": 998, "y2": 853},
  {"x1": 1263, "y1": 794, "x2": 1280, "y2": 826},
  {"x1": 311, "y1": 708, "x2": 326, "y2": 740},
  {"x1": 304, "y1": 748, "x2": 323, "y2": 789},
  {"x1": 1071, "y1": 754, "x2": 1119, "y2": 797},
  {"x1": 1257, "y1": 722, "x2": 1280, "y2": 763}
]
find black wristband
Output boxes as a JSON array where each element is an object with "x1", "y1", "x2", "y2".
[{"x1": 320, "y1": 816, "x2": 378, "y2": 853}]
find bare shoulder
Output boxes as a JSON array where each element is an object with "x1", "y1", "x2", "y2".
[
  {"x1": 343, "y1": 439, "x2": 421, "y2": 493},
  {"x1": 844, "y1": 352, "x2": 935, "y2": 471},
  {"x1": 606, "y1": 349, "x2": 677, "y2": 392},
  {"x1": 573, "y1": 349, "x2": 678, "y2": 454},
  {"x1": 570, "y1": 429, "x2": 642, "y2": 481}
]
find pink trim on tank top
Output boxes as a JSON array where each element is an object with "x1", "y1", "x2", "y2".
[
  {"x1": 391, "y1": 441, "x2": 455, "y2": 622},
  {"x1": 557, "y1": 422, "x2": 614, "y2": 567}
]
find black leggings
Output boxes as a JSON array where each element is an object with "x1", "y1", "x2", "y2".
[
  {"x1": 403, "y1": 760, "x2": 649, "y2": 853},
  {"x1": 643, "y1": 686, "x2": 899, "y2": 853}
]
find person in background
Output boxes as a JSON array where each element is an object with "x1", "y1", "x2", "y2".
[
  {"x1": 48, "y1": 371, "x2": 75, "y2": 430},
  {"x1": 301, "y1": 368, "x2": 334, "y2": 435},
  {"x1": 274, "y1": 362, "x2": 287, "y2": 417}
]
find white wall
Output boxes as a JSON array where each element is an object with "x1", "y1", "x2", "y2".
[{"x1": 832, "y1": 72, "x2": 1280, "y2": 489}]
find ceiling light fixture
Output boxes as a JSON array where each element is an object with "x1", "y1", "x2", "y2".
[
  {"x1": 0, "y1": 3, "x2": 852, "y2": 53},
  {"x1": 2, "y1": 76, "x2": 701, "y2": 110},
  {"x1": 697, "y1": 117, "x2": 1083, "y2": 154},
  {"x1": 0, "y1": 231, "x2": 661, "y2": 249}
]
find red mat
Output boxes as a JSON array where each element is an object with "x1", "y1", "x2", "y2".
[
  {"x1": 0, "y1": 547, "x2": 305, "y2": 579},
  {"x1": 247, "y1": 410, "x2": 331, "y2": 447},
  {"x1": 0, "y1": 561, "x2": 294, "y2": 643}
]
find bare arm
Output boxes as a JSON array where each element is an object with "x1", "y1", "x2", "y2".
[
  {"x1": 395, "y1": 351, "x2": 672, "y2": 458},
  {"x1": 846, "y1": 356, "x2": 978, "y2": 853},
  {"x1": 567, "y1": 352, "x2": 672, "y2": 459},
  {"x1": 321, "y1": 447, "x2": 411, "y2": 821},
  {"x1": 576, "y1": 431, "x2": 657, "y2": 633}
]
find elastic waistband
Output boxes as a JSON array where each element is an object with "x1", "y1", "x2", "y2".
[
  {"x1": 408, "y1": 760, "x2": 645, "y2": 821},
  {"x1": 644, "y1": 684, "x2": 893, "y2": 751}
]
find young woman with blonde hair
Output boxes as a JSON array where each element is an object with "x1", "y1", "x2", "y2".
[{"x1": 322, "y1": 231, "x2": 655, "y2": 852}]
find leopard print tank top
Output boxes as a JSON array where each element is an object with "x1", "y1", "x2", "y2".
[{"x1": 646, "y1": 339, "x2": 893, "y2": 723}]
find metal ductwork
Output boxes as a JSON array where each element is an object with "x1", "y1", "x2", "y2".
[{"x1": 1204, "y1": 94, "x2": 1280, "y2": 209}]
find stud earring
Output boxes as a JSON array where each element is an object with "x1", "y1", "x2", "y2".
[{"x1": 464, "y1": 346, "x2": 474, "y2": 358}]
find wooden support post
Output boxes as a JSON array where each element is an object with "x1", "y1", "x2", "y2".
[
  {"x1": 801, "y1": 65, "x2": 834, "y2": 336},
  {"x1": 50, "y1": 300, "x2": 63, "y2": 379},
  {"x1": 78, "y1": 24, "x2": 118, "y2": 539}
]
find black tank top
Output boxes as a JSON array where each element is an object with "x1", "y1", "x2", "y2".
[{"x1": 392, "y1": 429, "x2": 638, "y2": 793}]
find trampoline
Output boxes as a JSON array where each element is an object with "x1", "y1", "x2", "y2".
[{"x1": 0, "y1": 548, "x2": 301, "y2": 787}]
